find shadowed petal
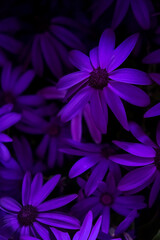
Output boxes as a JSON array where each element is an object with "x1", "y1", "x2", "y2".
[
  {"x1": 40, "y1": 34, "x2": 62, "y2": 78},
  {"x1": 101, "y1": 207, "x2": 110, "y2": 234},
  {"x1": 149, "y1": 173, "x2": 160, "y2": 207},
  {"x1": 156, "y1": 121, "x2": 160, "y2": 147},
  {"x1": 149, "y1": 73, "x2": 160, "y2": 85},
  {"x1": 129, "y1": 121, "x2": 156, "y2": 147},
  {"x1": 144, "y1": 103, "x2": 160, "y2": 118},
  {"x1": 112, "y1": 0, "x2": 130, "y2": 29},
  {"x1": 0, "y1": 113, "x2": 21, "y2": 132},
  {"x1": 115, "y1": 210, "x2": 138, "y2": 235},
  {"x1": 84, "y1": 103, "x2": 102, "y2": 144},
  {"x1": 71, "y1": 113, "x2": 82, "y2": 142},
  {"x1": 13, "y1": 70, "x2": 35, "y2": 95},
  {"x1": 31, "y1": 35, "x2": 44, "y2": 76},
  {"x1": 143, "y1": 49, "x2": 160, "y2": 64},
  {"x1": 131, "y1": 0, "x2": 150, "y2": 29}
]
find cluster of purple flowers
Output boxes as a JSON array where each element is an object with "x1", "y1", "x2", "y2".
[{"x1": 0, "y1": 0, "x2": 160, "y2": 239}]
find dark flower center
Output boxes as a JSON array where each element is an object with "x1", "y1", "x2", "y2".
[
  {"x1": 46, "y1": 123, "x2": 61, "y2": 136},
  {"x1": 4, "y1": 92, "x2": 15, "y2": 105},
  {"x1": 101, "y1": 147, "x2": 115, "y2": 159},
  {"x1": 100, "y1": 193, "x2": 113, "y2": 206},
  {"x1": 17, "y1": 205, "x2": 38, "y2": 226},
  {"x1": 154, "y1": 148, "x2": 160, "y2": 171},
  {"x1": 88, "y1": 67, "x2": 109, "y2": 89}
]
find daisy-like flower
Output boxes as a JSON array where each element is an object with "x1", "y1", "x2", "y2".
[
  {"x1": 19, "y1": 2, "x2": 83, "y2": 78},
  {"x1": 0, "y1": 136, "x2": 44, "y2": 198},
  {"x1": 60, "y1": 139, "x2": 121, "y2": 196},
  {"x1": 72, "y1": 174, "x2": 146, "y2": 234},
  {"x1": 0, "y1": 172, "x2": 80, "y2": 240},
  {"x1": 58, "y1": 29, "x2": 151, "y2": 140},
  {"x1": 0, "y1": 104, "x2": 21, "y2": 161},
  {"x1": 91, "y1": 0, "x2": 153, "y2": 30},
  {"x1": 110, "y1": 121, "x2": 160, "y2": 207},
  {"x1": 51, "y1": 211, "x2": 102, "y2": 240},
  {"x1": 17, "y1": 103, "x2": 70, "y2": 168},
  {"x1": 0, "y1": 63, "x2": 44, "y2": 113}
]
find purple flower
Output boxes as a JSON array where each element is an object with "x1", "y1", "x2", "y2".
[
  {"x1": 0, "y1": 136, "x2": 44, "y2": 198},
  {"x1": 110, "y1": 121, "x2": 160, "y2": 207},
  {"x1": 16, "y1": 103, "x2": 70, "y2": 168},
  {"x1": 0, "y1": 172, "x2": 79, "y2": 239},
  {"x1": 0, "y1": 104, "x2": 21, "y2": 161},
  {"x1": 51, "y1": 211, "x2": 102, "y2": 240},
  {"x1": 0, "y1": 63, "x2": 44, "y2": 113},
  {"x1": 60, "y1": 139, "x2": 121, "y2": 196},
  {"x1": 19, "y1": 13, "x2": 83, "y2": 77},
  {"x1": 58, "y1": 29, "x2": 151, "y2": 141},
  {"x1": 91, "y1": 0, "x2": 153, "y2": 30},
  {"x1": 72, "y1": 174, "x2": 146, "y2": 234}
]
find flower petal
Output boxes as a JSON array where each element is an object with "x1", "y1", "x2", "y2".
[
  {"x1": 109, "y1": 68, "x2": 151, "y2": 85},
  {"x1": 129, "y1": 121, "x2": 156, "y2": 147},
  {"x1": 37, "y1": 194, "x2": 77, "y2": 212},
  {"x1": 110, "y1": 153, "x2": 154, "y2": 166},
  {"x1": 111, "y1": 0, "x2": 130, "y2": 29},
  {"x1": 113, "y1": 140, "x2": 156, "y2": 157},
  {"x1": 22, "y1": 172, "x2": 31, "y2": 206},
  {"x1": 143, "y1": 49, "x2": 160, "y2": 64},
  {"x1": 32, "y1": 174, "x2": 61, "y2": 206},
  {"x1": 109, "y1": 82, "x2": 150, "y2": 106},
  {"x1": 57, "y1": 71, "x2": 89, "y2": 90},
  {"x1": 99, "y1": 29, "x2": 115, "y2": 69},
  {"x1": 0, "y1": 197, "x2": 21, "y2": 213},
  {"x1": 69, "y1": 50, "x2": 93, "y2": 71},
  {"x1": 69, "y1": 156, "x2": 99, "y2": 178},
  {"x1": 59, "y1": 87, "x2": 92, "y2": 122},
  {"x1": 104, "y1": 87, "x2": 129, "y2": 130},
  {"x1": 144, "y1": 103, "x2": 160, "y2": 118},
  {"x1": 118, "y1": 165, "x2": 156, "y2": 192},
  {"x1": 108, "y1": 33, "x2": 139, "y2": 72},
  {"x1": 71, "y1": 113, "x2": 82, "y2": 142},
  {"x1": 89, "y1": 47, "x2": 99, "y2": 69},
  {"x1": 131, "y1": 0, "x2": 150, "y2": 29}
]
